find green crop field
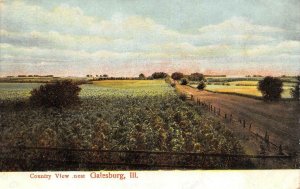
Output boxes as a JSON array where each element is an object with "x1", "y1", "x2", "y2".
[
  {"x1": 0, "y1": 83, "x2": 42, "y2": 100},
  {"x1": 0, "y1": 80, "x2": 245, "y2": 170}
]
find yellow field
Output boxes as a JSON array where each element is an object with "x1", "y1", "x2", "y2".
[
  {"x1": 92, "y1": 80, "x2": 165, "y2": 88},
  {"x1": 205, "y1": 85, "x2": 293, "y2": 98},
  {"x1": 228, "y1": 81, "x2": 258, "y2": 86},
  {"x1": 228, "y1": 81, "x2": 296, "y2": 87}
]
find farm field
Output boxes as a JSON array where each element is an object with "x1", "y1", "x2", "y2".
[
  {"x1": 0, "y1": 83, "x2": 42, "y2": 100},
  {"x1": 92, "y1": 80, "x2": 164, "y2": 88},
  {"x1": 190, "y1": 81, "x2": 295, "y2": 98},
  {"x1": 177, "y1": 84, "x2": 299, "y2": 156},
  {"x1": 0, "y1": 80, "x2": 250, "y2": 170},
  {"x1": 0, "y1": 77, "x2": 61, "y2": 83}
]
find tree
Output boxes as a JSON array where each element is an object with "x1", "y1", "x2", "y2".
[
  {"x1": 180, "y1": 78, "x2": 188, "y2": 85},
  {"x1": 139, "y1": 73, "x2": 146, "y2": 79},
  {"x1": 188, "y1": 72, "x2": 205, "y2": 81},
  {"x1": 290, "y1": 76, "x2": 300, "y2": 101},
  {"x1": 151, "y1": 72, "x2": 168, "y2": 79},
  {"x1": 197, "y1": 80, "x2": 206, "y2": 90},
  {"x1": 171, "y1": 72, "x2": 184, "y2": 80},
  {"x1": 147, "y1": 76, "x2": 154, "y2": 80},
  {"x1": 30, "y1": 80, "x2": 81, "y2": 108},
  {"x1": 258, "y1": 76, "x2": 283, "y2": 101}
]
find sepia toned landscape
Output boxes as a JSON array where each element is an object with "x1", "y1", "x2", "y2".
[
  {"x1": 0, "y1": 74, "x2": 299, "y2": 170},
  {"x1": 0, "y1": 0, "x2": 299, "y2": 170}
]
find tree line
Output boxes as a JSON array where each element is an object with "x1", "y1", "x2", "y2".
[{"x1": 28, "y1": 73, "x2": 299, "y2": 109}]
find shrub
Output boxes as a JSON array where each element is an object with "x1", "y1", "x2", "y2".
[
  {"x1": 188, "y1": 72, "x2": 205, "y2": 81},
  {"x1": 290, "y1": 76, "x2": 299, "y2": 101},
  {"x1": 197, "y1": 81, "x2": 206, "y2": 90},
  {"x1": 180, "y1": 78, "x2": 188, "y2": 85},
  {"x1": 171, "y1": 72, "x2": 184, "y2": 80},
  {"x1": 30, "y1": 80, "x2": 81, "y2": 108},
  {"x1": 258, "y1": 76, "x2": 283, "y2": 101},
  {"x1": 151, "y1": 72, "x2": 168, "y2": 79},
  {"x1": 290, "y1": 84, "x2": 299, "y2": 101},
  {"x1": 165, "y1": 76, "x2": 172, "y2": 84},
  {"x1": 138, "y1": 73, "x2": 146, "y2": 80},
  {"x1": 179, "y1": 93, "x2": 187, "y2": 101},
  {"x1": 147, "y1": 76, "x2": 154, "y2": 80},
  {"x1": 171, "y1": 83, "x2": 176, "y2": 87},
  {"x1": 14, "y1": 100, "x2": 27, "y2": 110}
]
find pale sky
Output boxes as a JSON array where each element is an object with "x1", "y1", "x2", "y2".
[{"x1": 0, "y1": 0, "x2": 300, "y2": 77}]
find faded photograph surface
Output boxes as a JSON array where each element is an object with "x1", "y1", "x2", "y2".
[{"x1": 0, "y1": 0, "x2": 299, "y2": 170}]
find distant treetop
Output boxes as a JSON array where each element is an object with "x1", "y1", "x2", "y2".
[
  {"x1": 188, "y1": 72, "x2": 205, "y2": 81},
  {"x1": 171, "y1": 72, "x2": 184, "y2": 80},
  {"x1": 151, "y1": 72, "x2": 168, "y2": 79}
]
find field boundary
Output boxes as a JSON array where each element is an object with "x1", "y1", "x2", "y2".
[
  {"x1": 204, "y1": 88, "x2": 263, "y2": 100},
  {"x1": 174, "y1": 83, "x2": 298, "y2": 156},
  {"x1": 0, "y1": 145, "x2": 293, "y2": 158},
  {"x1": 191, "y1": 96, "x2": 298, "y2": 154},
  {"x1": 0, "y1": 145, "x2": 295, "y2": 170},
  {"x1": 188, "y1": 84, "x2": 295, "y2": 101}
]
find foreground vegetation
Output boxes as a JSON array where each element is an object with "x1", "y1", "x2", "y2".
[{"x1": 0, "y1": 80, "x2": 247, "y2": 170}]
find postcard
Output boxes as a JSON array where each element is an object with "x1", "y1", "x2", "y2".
[{"x1": 0, "y1": 0, "x2": 299, "y2": 188}]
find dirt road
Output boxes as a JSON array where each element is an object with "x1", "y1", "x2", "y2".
[{"x1": 176, "y1": 84, "x2": 299, "y2": 155}]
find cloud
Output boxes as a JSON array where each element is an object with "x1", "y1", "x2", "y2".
[
  {"x1": 1, "y1": 1, "x2": 97, "y2": 34},
  {"x1": 245, "y1": 41, "x2": 300, "y2": 56},
  {"x1": 198, "y1": 17, "x2": 284, "y2": 34},
  {"x1": 0, "y1": 1, "x2": 299, "y2": 76}
]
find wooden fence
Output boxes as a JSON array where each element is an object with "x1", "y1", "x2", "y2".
[
  {"x1": 0, "y1": 145, "x2": 295, "y2": 170},
  {"x1": 192, "y1": 96, "x2": 297, "y2": 156}
]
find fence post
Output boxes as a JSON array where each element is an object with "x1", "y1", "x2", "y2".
[
  {"x1": 230, "y1": 114, "x2": 232, "y2": 122},
  {"x1": 224, "y1": 113, "x2": 227, "y2": 119},
  {"x1": 249, "y1": 123, "x2": 252, "y2": 131},
  {"x1": 264, "y1": 131, "x2": 269, "y2": 144},
  {"x1": 278, "y1": 144, "x2": 283, "y2": 155},
  {"x1": 243, "y1": 120, "x2": 246, "y2": 128}
]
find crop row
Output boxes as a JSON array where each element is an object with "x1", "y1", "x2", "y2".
[{"x1": 0, "y1": 82, "x2": 244, "y2": 169}]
